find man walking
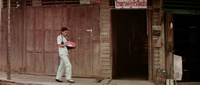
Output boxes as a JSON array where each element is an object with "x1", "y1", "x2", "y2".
[{"x1": 55, "y1": 27, "x2": 74, "y2": 83}]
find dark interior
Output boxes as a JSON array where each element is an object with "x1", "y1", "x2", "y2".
[
  {"x1": 174, "y1": 14, "x2": 200, "y2": 82},
  {"x1": 111, "y1": 10, "x2": 148, "y2": 80}
]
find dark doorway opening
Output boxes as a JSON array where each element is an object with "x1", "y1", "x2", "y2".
[
  {"x1": 174, "y1": 14, "x2": 200, "y2": 82},
  {"x1": 111, "y1": 10, "x2": 148, "y2": 80}
]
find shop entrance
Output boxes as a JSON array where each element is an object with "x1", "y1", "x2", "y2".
[
  {"x1": 111, "y1": 10, "x2": 148, "y2": 80},
  {"x1": 174, "y1": 14, "x2": 200, "y2": 82}
]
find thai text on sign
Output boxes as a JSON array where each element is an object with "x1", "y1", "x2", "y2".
[{"x1": 115, "y1": 0, "x2": 147, "y2": 8}]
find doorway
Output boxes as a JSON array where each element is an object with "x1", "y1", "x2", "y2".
[
  {"x1": 174, "y1": 14, "x2": 200, "y2": 82},
  {"x1": 111, "y1": 10, "x2": 148, "y2": 80}
]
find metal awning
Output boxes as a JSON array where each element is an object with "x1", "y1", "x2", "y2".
[{"x1": 163, "y1": 0, "x2": 200, "y2": 14}]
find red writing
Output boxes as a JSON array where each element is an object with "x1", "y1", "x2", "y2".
[{"x1": 116, "y1": 1, "x2": 147, "y2": 7}]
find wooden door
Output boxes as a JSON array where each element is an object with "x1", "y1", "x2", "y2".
[
  {"x1": 0, "y1": 9, "x2": 8, "y2": 71},
  {"x1": 24, "y1": 6, "x2": 100, "y2": 77},
  {"x1": 0, "y1": 8, "x2": 23, "y2": 72},
  {"x1": 165, "y1": 13, "x2": 174, "y2": 79},
  {"x1": 78, "y1": 6, "x2": 101, "y2": 77}
]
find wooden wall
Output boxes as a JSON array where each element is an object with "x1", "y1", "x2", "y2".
[
  {"x1": 0, "y1": 8, "x2": 23, "y2": 72},
  {"x1": 0, "y1": 5, "x2": 101, "y2": 77},
  {"x1": 0, "y1": 0, "x2": 164, "y2": 80}
]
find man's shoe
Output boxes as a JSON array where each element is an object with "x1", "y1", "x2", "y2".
[
  {"x1": 67, "y1": 79, "x2": 75, "y2": 83},
  {"x1": 55, "y1": 79, "x2": 63, "y2": 82}
]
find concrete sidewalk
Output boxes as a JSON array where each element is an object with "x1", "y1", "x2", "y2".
[{"x1": 0, "y1": 71, "x2": 154, "y2": 85}]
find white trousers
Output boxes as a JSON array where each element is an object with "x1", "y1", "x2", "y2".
[{"x1": 56, "y1": 54, "x2": 72, "y2": 80}]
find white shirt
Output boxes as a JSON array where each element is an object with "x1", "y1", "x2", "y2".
[{"x1": 57, "y1": 34, "x2": 68, "y2": 55}]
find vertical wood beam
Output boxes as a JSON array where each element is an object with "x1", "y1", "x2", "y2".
[
  {"x1": 147, "y1": 10, "x2": 153, "y2": 81},
  {"x1": 7, "y1": 0, "x2": 11, "y2": 80},
  {"x1": 22, "y1": 0, "x2": 26, "y2": 72},
  {"x1": 0, "y1": 0, "x2": 2, "y2": 52},
  {"x1": 165, "y1": 13, "x2": 174, "y2": 79}
]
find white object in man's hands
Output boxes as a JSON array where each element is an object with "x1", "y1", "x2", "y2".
[{"x1": 65, "y1": 41, "x2": 76, "y2": 47}]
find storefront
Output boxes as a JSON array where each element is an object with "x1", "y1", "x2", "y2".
[
  {"x1": 163, "y1": 0, "x2": 200, "y2": 82},
  {"x1": 110, "y1": 0, "x2": 154, "y2": 80},
  {"x1": 3, "y1": 0, "x2": 199, "y2": 83}
]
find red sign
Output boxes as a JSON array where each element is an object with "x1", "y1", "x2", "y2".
[
  {"x1": 115, "y1": 0, "x2": 147, "y2": 8},
  {"x1": 90, "y1": 0, "x2": 101, "y2": 4}
]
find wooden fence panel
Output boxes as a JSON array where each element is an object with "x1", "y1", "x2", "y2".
[
  {"x1": 26, "y1": 7, "x2": 36, "y2": 73},
  {"x1": 77, "y1": 7, "x2": 86, "y2": 76},
  {"x1": 1, "y1": 6, "x2": 101, "y2": 77},
  {"x1": 82, "y1": 7, "x2": 93, "y2": 76},
  {"x1": 10, "y1": 8, "x2": 23, "y2": 72},
  {"x1": 91, "y1": 6, "x2": 101, "y2": 77},
  {"x1": 0, "y1": 8, "x2": 23, "y2": 72},
  {"x1": 35, "y1": 53, "x2": 43, "y2": 73},
  {"x1": 53, "y1": 7, "x2": 63, "y2": 74},
  {"x1": 0, "y1": 9, "x2": 8, "y2": 71}
]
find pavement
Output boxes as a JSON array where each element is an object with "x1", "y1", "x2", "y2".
[{"x1": 0, "y1": 71, "x2": 155, "y2": 85}]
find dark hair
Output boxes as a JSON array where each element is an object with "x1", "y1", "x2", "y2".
[{"x1": 61, "y1": 27, "x2": 68, "y2": 32}]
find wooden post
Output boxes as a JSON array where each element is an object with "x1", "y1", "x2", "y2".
[
  {"x1": 7, "y1": 0, "x2": 11, "y2": 80},
  {"x1": 166, "y1": 13, "x2": 174, "y2": 79},
  {"x1": 0, "y1": 0, "x2": 2, "y2": 48},
  {"x1": 147, "y1": 10, "x2": 153, "y2": 81},
  {"x1": 22, "y1": 0, "x2": 26, "y2": 73}
]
